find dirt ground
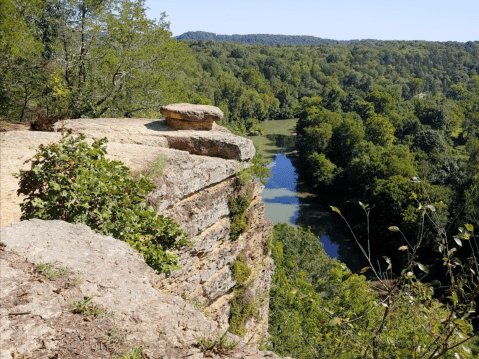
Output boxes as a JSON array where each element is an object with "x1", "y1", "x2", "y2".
[{"x1": 0, "y1": 121, "x2": 32, "y2": 132}]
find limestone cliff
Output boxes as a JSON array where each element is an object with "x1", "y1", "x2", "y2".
[{"x1": 0, "y1": 118, "x2": 277, "y2": 356}]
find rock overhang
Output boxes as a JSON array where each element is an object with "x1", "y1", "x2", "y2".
[{"x1": 53, "y1": 117, "x2": 255, "y2": 161}]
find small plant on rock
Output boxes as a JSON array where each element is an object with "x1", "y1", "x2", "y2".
[
  {"x1": 36, "y1": 261, "x2": 70, "y2": 279},
  {"x1": 196, "y1": 331, "x2": 237, "y2": 356},
  {"x1": 228, "y1": 287, "x2": 261, "y2": 337},
  {"x1": 71, "y1": 295, "x2": 103, "y2": 316},
  {"x1": 231, "y1": 254, "x2": 252, "y2": 287},
  {"x1": 17, "y1": 133, "x2": 189, "y2": 276}
]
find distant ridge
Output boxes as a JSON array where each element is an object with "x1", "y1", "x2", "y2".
[
  {"x1": 176, "y1": 31, "x2": 478, "y2": 47},
  {"x1": 175, "y1": 31, "x2": 379, "y2": 45}
]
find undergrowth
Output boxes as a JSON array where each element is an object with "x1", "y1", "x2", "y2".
[
  {"x1": 231, "y1": 254, "x2": 251, "y2": 287},
  {"x1": 16, "y1": 133, "x2": 190, "y2": 276}
]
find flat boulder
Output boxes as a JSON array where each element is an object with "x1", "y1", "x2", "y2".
[{"x1": 160, "y1": 103, "x2": 223, "y2": 130}]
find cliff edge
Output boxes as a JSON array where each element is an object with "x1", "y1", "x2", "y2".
[{"x1": 0, "y1": 116, "x2": 279, "y2": 357}]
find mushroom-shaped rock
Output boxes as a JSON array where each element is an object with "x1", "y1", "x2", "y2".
[{"x1": 160, "y1": 103, "x2": 223, "y2": 130}]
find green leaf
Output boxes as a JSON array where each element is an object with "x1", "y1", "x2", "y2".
[
  {"x1": 417, "y1": 263, "x2": 429, "y2": 273},
  {"x1": 464, "y1": 224, "x2": 474, "y2": 232},
  {"x1": 451, "y1": 292, "x2": 458, "y2": 305},
  {"x1": 388, "y1": 226, "x2": 400, "y2": 232},
  {"x1": 358, "y1": 201, "x2": 368, "y2": 209},
  {"x1": 330, "y1": 206, "x2": 341, "y2": 214},
  {"x1": 360, "y1": 266, "x2": 371, "y2": 273},
  {"x1": 328, "y1": 317, "x2": 340, "y2": 326},
  {"x1": 453, "y1": 237, "x2": 462, "y2": 247}
]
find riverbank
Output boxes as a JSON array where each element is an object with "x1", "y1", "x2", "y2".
[{"x1": 247, "y1": 119, "x2": 340, "y2": 258}]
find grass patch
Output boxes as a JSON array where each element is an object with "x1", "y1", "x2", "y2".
[
  {"x1": 196, "y1": 331, "x2": 237, "y2": 356},
  {"x1": 247, "y1": 118, "x2": 298, "y2": 159},
  {"x1": 36, "y1": 262, "x2": 70, "y2": 279},
  {"x1": 71, "y1": 295, "x2": 104, "y2": 316}
]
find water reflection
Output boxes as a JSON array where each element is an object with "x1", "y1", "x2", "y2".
[
  {"x1": 261, "y1": 152, "x2": 340, "y2": 259},
  {"x1": 258, "y1": 138, "x2": 368, "y2": 271}
]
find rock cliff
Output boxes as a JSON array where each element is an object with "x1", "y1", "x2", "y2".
[{"x1": 0, "y1": 117, "x2": 278, "y2": 357}]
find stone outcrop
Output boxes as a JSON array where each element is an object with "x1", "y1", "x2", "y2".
[
  {"x1": 52, "y1": 117, "x2": 254, "y2": 160},
  {"x1": 0, "y1": 220, "x2": 283, "y2": 359},
  {"x1": 160, "y1": 103, "x2": 223, "y2": 130},
  {"x1": 0, "y1": 116, "x2": 277, "y2": 355}
]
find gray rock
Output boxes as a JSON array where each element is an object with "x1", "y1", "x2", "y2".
[
  {"x1": 52, "y1": 118, "x2": 255, "y2": 160},
  {"x1": 160, "y1": 103, "x2": 224, "y2": 122},
  {"x1": 0, "y1": 219, "x2": 285, "y2": 359}
]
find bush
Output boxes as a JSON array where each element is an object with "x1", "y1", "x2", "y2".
[
  {"x1": 17, "y1": 133, "x2": 189, "y2": 276},
  {"x1": 231, "y1": 254, "x2": 251, "y2": 287},
  {"x1": 229, "y1": 287, "x2": 260, "y2": 337},
  {"x1": 413, "y1": 129, "x2": 447, "y2": 153}
]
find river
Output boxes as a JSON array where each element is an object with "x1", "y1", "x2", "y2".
[{"x1": 249, "y1": 121, "x2": 368, "y2": 271}]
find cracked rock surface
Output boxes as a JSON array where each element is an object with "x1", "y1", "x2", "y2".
[{"x1": 0, "y1": 219, "x2": 285, "y2": 358}]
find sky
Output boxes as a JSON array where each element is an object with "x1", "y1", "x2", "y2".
[{"x1": 144, "y1": 0, "x2": 478, "y2": 42}]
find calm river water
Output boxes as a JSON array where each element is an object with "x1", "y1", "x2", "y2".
[{"x1": 260, "y1": 149, "x2": 340, "y2": 258}]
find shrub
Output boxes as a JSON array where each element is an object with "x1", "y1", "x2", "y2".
[
  {"x1": 17, "y1": 133, "x2": 189, "y2": 276},
  {"x1": 229, "y1": 287, "x2": 260, "y2": 337},
  {"x1": 231, "y1": 254, "x2": 251, "y2": 287}
]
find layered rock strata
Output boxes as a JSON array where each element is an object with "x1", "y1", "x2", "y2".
[
  {"x1": 0, "y1": 117, "x2": 274, "y2": 347},
  {"x1": 160, "y1": 103, "x2": 224, "y2": 130},
  {"x1": 52, "y1": 117, "x2": 253, "y2": 160}
]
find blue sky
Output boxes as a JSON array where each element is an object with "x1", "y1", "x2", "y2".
[{"x1": 145, "y1": 0, "x2": 478, "y2": 42}]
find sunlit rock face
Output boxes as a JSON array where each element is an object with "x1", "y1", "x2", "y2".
[{"x1": 1, "y1": 114, "x2": 274, "y2": 346}]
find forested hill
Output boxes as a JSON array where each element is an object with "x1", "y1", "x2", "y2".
[
  {"x1": 175, "y1": 31, "x2": 378, "y2": 45},
  {"x1": 176, "y1": 31, "x2": 479, "y2": 46}
]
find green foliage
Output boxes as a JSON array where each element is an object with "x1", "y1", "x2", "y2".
[
  {"x1": 196, "y1": 331, "x2": 237, "y2": 356},
  {"x1": 17, "y1": 134, "x2": 189, "y2": 276},
  {"x1": 71, "y1": 295, "x2": 103, "y2": 316},
  {"x1": 0, "y1": 0, "x2": 44, "y2": 72},
  {"x1": 306, "y1": 152, "x2": 337, "y2": 186},
  {"x1": 228, "y1": 173, "x2": 256, "y2": 240},
  {"x1": 268, "y1": 223, "x2": 477, "y2": 359},
  {"x1": 35, "y1": 262, "x2": 70, "y2": 279},
  {"x1": 118, "y1": 347, "x2": 143, "y2": 359},
  {"x1": 229, "y1": 287, "x2": 261, "y2": 337},
  {"x1": 1, "y1": 0, "x2": 198, "y2": 122},
  {"x1": 231, "y1": 254, "x2": 251, "y2": 287},
  {"x1": 364, "y1": 114, "x2": 396, "y2": 146},
  {"x1": 228, "y1": 194, "x2": 251, "y2": 241}
]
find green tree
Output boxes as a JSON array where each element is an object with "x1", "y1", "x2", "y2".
[
  {"x1": 307, "y1": 152, "x2": 337, "y2": 186},
  {"x1": 1, "y1": 0, "x2": 198, "y2": 121},
  {"x1": 45, "y1": 0, "x2": 195, "y2": 118},
  {"x1": 0, "y1": 0, "x2": 44, "y2": 75},
  {"x1": 364, "y1": 114, "x2": 396, "y2": 146},
  {"x1": 365, "y1": 90, "x2": 395, "y2": 115}
]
